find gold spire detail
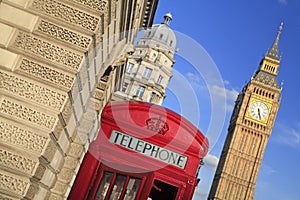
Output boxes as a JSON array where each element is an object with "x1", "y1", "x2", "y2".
[{"x1": 266, "y1": 22, "x2": 283, "y2": 60}]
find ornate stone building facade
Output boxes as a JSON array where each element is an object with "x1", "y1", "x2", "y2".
[
  {"x1": 112, "y1": 13, "x2": 176, "y2": 105},
  {"x1": 0, "y1": 0, "x2": 158, "y2": 199},
  {"x1": 208, "y1": 24, "x2": 283, "y2": 199}
]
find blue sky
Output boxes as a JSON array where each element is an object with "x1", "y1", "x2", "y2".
[{"x1": 152, "y1": 0, "x2": 300, "y2": 199}]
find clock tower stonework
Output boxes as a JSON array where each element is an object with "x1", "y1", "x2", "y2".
[{"x1": 208, "y1": 23, "x2": 284, "y2": 200}]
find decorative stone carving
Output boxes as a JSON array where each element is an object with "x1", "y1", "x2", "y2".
[
  {"x1": 94, "y1": 88, "x2": 104, "y2": 100},
  {"x1": 57, "y1": 167, "x2": 74, "y2": 183},
  {"x1": 49, "y1": 193, "x2": 64, "y2": 200},
  {"x1": 65, "y1": 0, "x2": 108, "y2": 12},
  {"x1": 52, "y1": 120, "x2": 64, "y2": 140},
  {"x1": 31, "y1": 0, "x2": 100, "y2": 32},
  {"x1": 110, "y1": 0, "x2": 116, "y2": 19},
  {"x1": 0, "y1": 120, "x2": 48, "y2": 155},
  {"x1": 0, "y1": 149, "x2": 36, "y2": 175},
  {"x1": 0, "y1": 98, "x2": 56, "y2": 130},
  {"x1": 61, "y1": 99, "x2": 73, "y2": 126},
  {"x1": 0, "y1": 173, "x2": 29, "y2": 196},
  {"x1": 52, "y1": 180, "x2": 68, "y2": 195},
  {"x1": 77, "y1": 118, "x2": 94, "y2": 134},
  {"x1": 13, "y1": 32, "x2": 83, "y2": 70},
  {"x1": 18, "y1": 58, "x2": 75, "y2": 90},
  {"x1": 72, "y1": 132, "x2": 88, "y2": 145},
  {"x1": 68, "y1": 143, "x2": 83, "y2": 157},
  {"x1": 0, "y1": 194, "x2": 18, "y2": 200},
  {"x1": 0, "y1": 71, "x2": 66, "y2": 110},
  {"x1": 36, "y1": 19, "x2": 92, "y2": 50},
  {"x1": 64, "y1": 156, "x2": 78, "y2": 169}
]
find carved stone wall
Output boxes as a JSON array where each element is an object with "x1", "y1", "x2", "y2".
[
  {"x1": 30, "y1": 0, "x2": 100, "y2": 32},
  {"x1": 34, "y1": 19, "x2": 92, "y2": 51},
  {"x1": 0, "y1": 120, "x2": 49, "y2": 155},
  {"x1": 0, "y1": 98, "x2": 57, "y2": 130},
  {"x1": 17, "y1": 57, "x2": 75, "y2": 91},
  {"x1": 0, "y1": 71, "x2": 66, "y2": 110},
  {"x1": 0, "y1": 0, "x2": 158, "y2": 199},
  {"x1": 12, "y1": 31, "x2": 83, "y2": 71}
]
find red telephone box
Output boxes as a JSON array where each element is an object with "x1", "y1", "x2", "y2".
[{"x1": 69, "y1": 101, "x2": 208, "y2": 200}]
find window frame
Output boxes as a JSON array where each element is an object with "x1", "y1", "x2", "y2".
[
  {"x1": 135, "y1": 85, "x2": 145, "y2": 98},
  {"x1": 126, "y1": 63, "x2": 134, "y2": 73},
  {"x1": 142, "y1": 67, "x2": 152, "y2": 79},
  {"x1": 121, "y1": 82, "x2": 128, "y2": 93},
  {"x1": 157, "y1": 75, "x2": 163, "y2": 85}
]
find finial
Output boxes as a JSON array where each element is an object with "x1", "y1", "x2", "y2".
[
  {"x1": 276, "y1": 22, "x2": 283, "y2": 39},
  {"x1": 163, "y1": 12, "x2": 172, "y2": 26},
  {"x1": 266, "y1": 22, "x2": 284, "y2": 60},
  {"x1": 279, "y1": 22, "x2": 283, "y2": 32}
]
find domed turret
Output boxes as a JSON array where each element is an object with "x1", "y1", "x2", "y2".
[
  {"x1": 163, "y1": 12, "x2": 172, "y2": 26},
  {"x1": 138, "y1": 13, "x2": 176, "y2": 51},
  {"x1": 112, "y1": 13, "x2": 176, "y2": 105}
]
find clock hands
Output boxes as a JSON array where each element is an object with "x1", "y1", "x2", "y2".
[{"x1": 257, "y1": 108, "x2": 261, "y2": 120}]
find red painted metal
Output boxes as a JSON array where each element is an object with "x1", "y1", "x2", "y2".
[{"x1": 69, "y1": 101, "x2": 209, "y2": 200}]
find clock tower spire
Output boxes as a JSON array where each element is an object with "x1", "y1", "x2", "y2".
[
  {"x1": 254, "y1": 22, "x2": 283, "y2": 81},
  {"x1": 208, "y1": 23, "x2": 284, "y2": 200}
]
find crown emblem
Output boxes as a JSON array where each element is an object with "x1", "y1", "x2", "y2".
[{"x1": 146, "y1": 117, "x2": 169, "y2": 135}]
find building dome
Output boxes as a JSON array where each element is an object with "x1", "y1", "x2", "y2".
[{"x1": 139, "y1": 13, "x2": 176, "y2": 51}]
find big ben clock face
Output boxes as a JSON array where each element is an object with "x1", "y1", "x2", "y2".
[{"x1": 249, "y1": 101, "x2": 269, "y2": 121}]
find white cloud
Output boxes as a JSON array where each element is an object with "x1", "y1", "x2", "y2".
[
  {"x1": 186, "y1": 72, "x2": 202, "y2": 84},
  {"x1": 185, "y1": 72, "x2": 239, "y2": 112},
  {"x1": 278, "y1": 0, "x2": 288, "y2": 5},
  {"x1": 193, "y1": 187, "x2": 207, "y2": 198},
  {"x1": 208, "y1": 85, "x2": 238, "y2": 102},
  {"x1": 275, "y1": 123, "x2": 300, "y2": 148},
  {"x1": 223, "y1": 80, "x2": 230, "y2": 85},
  {"x1": 203, "y1": 154, "x2": 219, "y2": 172},
  {"x1": 260, "y1": 163, "x2": 277, "y2": 176},
  {"x1": 208, "y1": 84, "x2": 238, "y2": 113}
]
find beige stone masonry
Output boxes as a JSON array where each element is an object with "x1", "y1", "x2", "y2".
[
  {"x1": 0, "y1": 2, "x2": 38, "y2": 32},
  {"x1": 0, "y1": 118, "x2": 50, "y2": 156},
  {"x1": 0, "y1": 23, "x2": 17, "y2": 48},
  {"x1": 49, "y1": 193, "x2": 64, "y2": 200},
  {"x1": 0, "y1": 170, "x2": 35, "y2": 199},
  {"x1": 0, "y1": 48, "x2": 21, "y2": 71},
  {"x1": 64, "y1": 156, "x2": 79, "y2": 170},
  {"x1": 0, "y1": 146, "x2": 46, "y2": 179},
  {"x1": 33, "y1": 186, "x2": 50, "y2": 200},
  {"x1": 0, "y1": 96, "x2": 58, "y2": 131},
  {"x1": 10, "y1": 31, "x2": 84, "y2": 73},
  {"x1": 51, "y1": 179, "x2": 68, "y2": 196},
  {"x1": 0, "y1": 193, "x2": 19, "y2": 200},
  {"x1": 48, "y1": 149, "x2": 64, "y2": 173},
  {"x1": 29, "y1": 0, "x2": 100, "y2": 34},
  {"x1": 63, "y1": 0, "x2": 108, "y2": 15},
  {"x1": 3, "y1": 0, "x2": 32, "y2": 9},
  {"x1": 33, "y1": 18, "x2": 93, "y2": 52},
  {"x1": 15, "y1": 57, "x2": 75, "y2": 91},
  {"x1": 0, "y1": 70, "x2": 67, "y2": 111},
  {"x1": 40, "y1": 167, "x2": 57, "y2": 188}
]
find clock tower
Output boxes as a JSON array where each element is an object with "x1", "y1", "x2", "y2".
[{"x1": 208, "y1": 23, "x2": 284, "y2": 200}]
